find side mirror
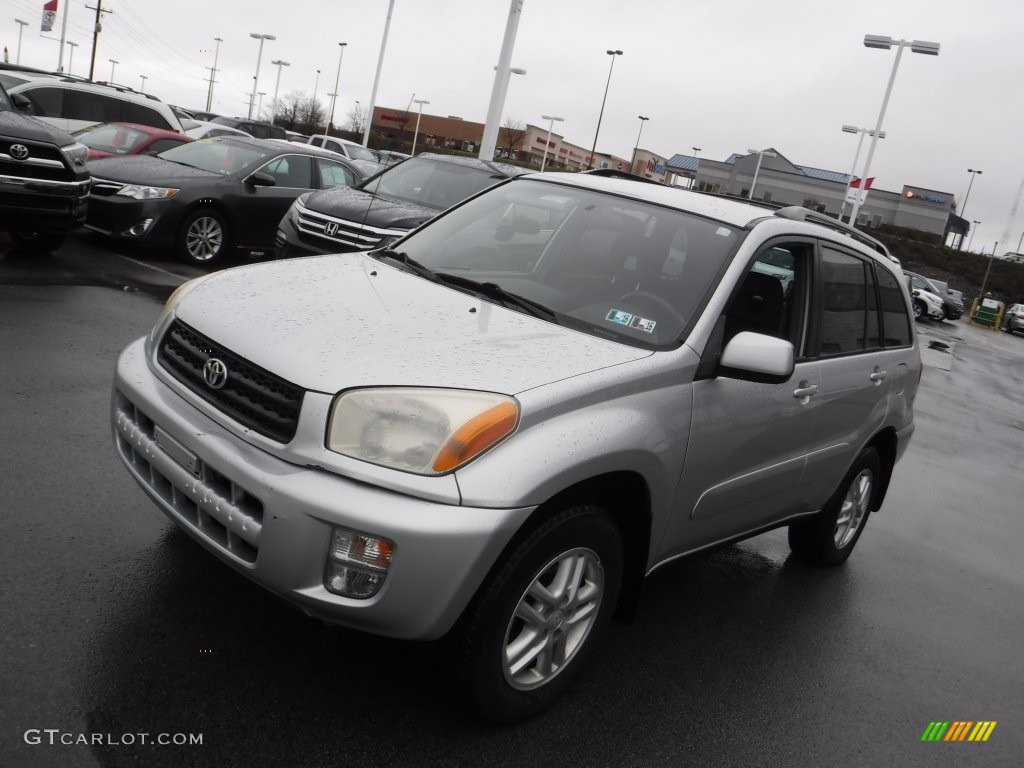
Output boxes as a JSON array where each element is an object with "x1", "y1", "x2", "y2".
[
  {"x1": 12, "y1": 93, "x2": 31, "y2": 112},
  {"x1": 719, "y1": 332, "x2": 794, "y2": 380},
  {"x1": 246, "y1": 171, "x2": 276, "y2": 187}
]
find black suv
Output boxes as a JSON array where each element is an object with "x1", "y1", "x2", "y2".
[
  {"x1": 275, "y1": 153, "x2": 526, "y2": 257},
  {"x1": 1, "y1": 79, "x2": 90, "y2": 251}
]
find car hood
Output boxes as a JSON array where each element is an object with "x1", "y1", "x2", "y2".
[
  {"x1": 174, "y1": 254, "x2": 651, "y2": 394},
  {"x1": 0, "y1": 109, "x2": 76, "y2": 145},
  {"x1": 86, "y1": 154, "x2": 218, "y2": 183},
  {"x1": 303, "y1": 185, "x2": 438, "y2": 230}
]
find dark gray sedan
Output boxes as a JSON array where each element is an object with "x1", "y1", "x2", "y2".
[{"x1": 85, "y1": 136, "x2": 365, "y2": 264}]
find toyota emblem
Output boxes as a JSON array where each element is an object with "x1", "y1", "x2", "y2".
[
  {"x1": 9, "y1": 144, "x2": 30, "y2": 161},
  {"x1": 202, "y1": 358, "x2": 228, "y2": 389},
  {"x1": 324, "y1": 222, "x2": 339, "y2": 237}
]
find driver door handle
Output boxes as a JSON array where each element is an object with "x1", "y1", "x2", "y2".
[
  {"x1": 793, "y1": 383, "x2": 818, "y2": 399},
  {"x1": 869, "y1": 369, "x2": 888, "y2": 383}
]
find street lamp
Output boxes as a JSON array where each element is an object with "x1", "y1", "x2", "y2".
[
  {"x1": 257, "y1": 92, "x2": 266, "y2": 119},
  {"x1": 747, "y1": 148, "x2": 777, "y2": 199},
  {"x1": 539, "y1": 114, "x2": 564, "y2": 172},
  {"x1": 631, "y1": 115, "x2": 649, "y2": 175},
  {"x1": 839, "y1": 124, "x2": 885, "y2": 222},
  {"x1": 271, "y1": 59, "x2": 290, "y2": 120},
  {"x1": 67, "y1": 41, "x2": 78, "y2": 76},
  {"x1": 411, "y1": 98, "x2": 429, "y2": 155},
  {"x1": 848, "y1": 34, "x2": 940, "y2": 226},
  {"x1": 248, "y1": 33, "x2": 276, "y2": 119},
  {"x1": 967, "y1": 220, "x2": 981, "y2": 253},
  {"x1": 14, "y1": 19, "x2": 28, "y2": 65},
  {"x1": 206, "y1": 37, "x2": 223, "y2": 113},
  {"x1": 961, "y1": 169, "x2": 983, "y2": 218},
  {"x1": 588, "y1": 49, "x2": 623, "y2": 169},
  {"x1": 363, "y1": 0, "x2": 396, "y2": 147},
  {"x1": 139, "y1": 75, "x2": 147, "y2": 93},
  {"x1": 328, "y1": 42, "x2": 347, "y2": 132},
  {"x1": 108, "y1": 59, "x2": 118, "y2": 82}
]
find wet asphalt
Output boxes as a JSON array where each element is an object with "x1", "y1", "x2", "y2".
[{"x1": 1, "y1": 233, "x2": 1022, "y2": 768}]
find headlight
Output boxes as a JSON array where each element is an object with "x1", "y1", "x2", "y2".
[
  {"x1": 60, "y1": 141, "x2": 89, "y2": 166},
  {"x1": 149, "y1": 274, "x2": 216, "y2": 343},
  {"x1": 327, "y1": 388, "x2": 519, "y2": 475},
  {"x1": 288, "y1": 194, "x2": 307, "y2": 225},
  {"x1": 116, "y1": 184, "x2": 180, "y2": 200}
]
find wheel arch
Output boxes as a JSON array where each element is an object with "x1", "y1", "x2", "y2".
[{"x1": 864, "y1": 427, "x2": 898, "y2": 511}]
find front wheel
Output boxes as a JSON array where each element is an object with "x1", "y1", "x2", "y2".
[
  {"x1": 788, "y1": 447, "x2": 880, "y2": 566},
  {"x1": 10, "y1": 230, "x2": 66, "y2": 252},
  {"x1": 912, "y1": 300, "x2": 924, "y2": 320},
  {"x1": 178, "y1": 209, "x2": 228, "y2": 264},
  {"x1": 455, "y1": 505, "x2": 623, "y2": 723}
]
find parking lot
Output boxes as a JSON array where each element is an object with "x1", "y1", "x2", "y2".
[{"x1": 1, "y1": 232, "x2": 1022, "y2": 768}]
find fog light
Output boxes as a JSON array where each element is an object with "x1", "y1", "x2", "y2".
[
  {"x1": 324, "y1": 527, "x2": 394, "y2": 599},
  {"x1": 124, "y1": 218, "x2": 154, "y2": 237}
]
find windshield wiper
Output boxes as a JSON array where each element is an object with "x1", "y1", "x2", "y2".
[
  {"x1": 373, "y1": 248, "x2": 440, "y2": 283},
  {"x1": 433, "y1": 272, "x2": 558, "y2": 322}
]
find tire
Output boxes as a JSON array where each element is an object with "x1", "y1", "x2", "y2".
[
  {"x1": 938, "y1": 305, "x2": 947, "y2": 322},
  {"x1": 788, "y1": 447, "x2": 880, "y2": 566},
  {"x1": 10, "y1": 230, "x2": 66, "y2": 252},
  {"x1": 455, "y1": 505, "x2": 623, "y2": 723},
  {"x1": 912, "y1": 300, "x2": 925, "y2": 320},
  {"x1": 178, "y1": 209, "x2": 228, "y2": 264}
]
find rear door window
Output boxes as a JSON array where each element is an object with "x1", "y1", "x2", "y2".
[
  {"x1": 22, "y1": 86, "x2": 63, "y2": 116},
  {"x1": 818, "y1": 247, "x2": 875, "y2": 356}
]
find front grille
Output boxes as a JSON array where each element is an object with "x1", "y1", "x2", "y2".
[
  {"x1": 114, "y1": 391, "x2": 264, "y2": 563},
  {"x1": 158, "y1": 320, "x2": 304, "y2": 444},
  {"x1": 0, "y1": 138, "x2": 73, "y2": 182},
  {"x1": 296, "y1": 206, "x2": 403, "y2": 250},
  {"x1": 0, "y1": 191, "x2": 72, "y2": 211}
]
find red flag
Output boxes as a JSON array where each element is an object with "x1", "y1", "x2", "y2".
[
  {"x1": 850, "y1": 177, "x2": 875, "y2": 190},
  {"x1": 42, "y1": 1, "x2": 58, "y2": 32}
]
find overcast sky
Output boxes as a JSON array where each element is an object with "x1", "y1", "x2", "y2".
[{"x1": 6, "y1": 0, "x2": 1022, "y2": 253}]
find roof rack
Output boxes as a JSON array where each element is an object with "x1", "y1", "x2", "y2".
[
  {"x1": 774, "y1": 206, "x2": 895, "y2": 261},
  {"x1": 581, "y1": 167, "x2": 661, "y2": 185}
]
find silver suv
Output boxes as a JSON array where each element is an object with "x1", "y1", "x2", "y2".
[{"x1": 111, "y1": 173, "x2": 920, "y2": 722}]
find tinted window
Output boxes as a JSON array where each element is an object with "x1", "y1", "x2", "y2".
[
  {"x1": 876, "y1": 267, "x2": 912, "y2": 347},
  {"x1": 147, "y1": 138, "x2": 187, "y2": 154},
  {"x1": 123, "y1": 101, "x2": 173, "y2": 129},
  {"x1": 316, "y1": 159, "x2": 355, "y2": 189},
  {"x1": 157, "y1": 139, "x2": 271, "y2": 174},
  {"x1": 65, "y1": 91, "x2": 121, "y2": 123},
  {"x1": 819, "y1": 247, "x2": 869, "y2": 356},
  {"x1": 22, "y1": 86, "x2": 63, "y2": 116},
  {"x1": 261, "y1": 155, "x2": 313, "y2": 188},
  {"x1": 729, "y1": 243, "x2": 810, "y2": 352}
]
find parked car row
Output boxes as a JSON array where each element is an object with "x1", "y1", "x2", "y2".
[{"x1": 904, "y1": 270, "x2": 963, "y2": 322}]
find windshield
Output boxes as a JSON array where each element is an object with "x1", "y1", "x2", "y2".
[
  {"x1": 156, "y1": 138, "x2": 271, "y2": 174},
  {"x1": 0, "y1": 80, "x2": 13, "y2": 109},
  {"x1": 361, "y1": 157, "x2": 503, "y2": 210},
  {"x1": 343, "y1": 142, "x2": 378, "y2": 162},
  {"x1": 76, "y1": 123, "x2": 150, "y2": 153},
  {"x1": 394, "y1": 178, "x2": 743, "y2": 348}
]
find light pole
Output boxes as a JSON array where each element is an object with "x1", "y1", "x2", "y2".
[
  {"x1": 311, "y1": 69, "x2": 321, "y2": 131},
  {"x1": 479, "y1": 0, "x2": 525, "y2": 160},
  {"x1": 67, "y1": 41, "x2": 78, "y2": 76},
  {"x1": 967, "y1": 220, "x2": 981, "y2": 253},
  {"x1": 206, "y1": 37, "x2": 223, "y2": 113},
  {"x1": 248, "y1": 33, "x2": 276, "y2": 120},
  {"x1": 327, "y1": 42, "x2": 347, "y2": 132},
  {"x1": 15, "y1": 19, "x2": 27, "y2": 65},
  {"x1": 539, "y1": 114, "x2": 563, "y2": 171},
  {"x1": 108, "y1": 59, "x2": 118, "y2": 82},
  {"x1": 588, "y1": 49, "x2": 623, "y2": 169},
  {"x1": 257, "y1": 92, "x2": 266, "y2": 119},
  {"x1": 960, "y1": 169, "x2": 983, "y2": 218},
  {"x1": 631, "y1": 115, "x2": 649, "y2": 175},
  {"x1": 839, "y1": 124, "x2": 885, "y2": 222},
  {"x1": 747, "y1": 148, "x2": 777, "y2": 199},
  {"x1": 139, "y1": 75, "x2": 147, "y2": 93},
  {"x1": 363, "y1": 0, "x2": 396, "y2": 147},
  {"x1": 848, "y1": 35, "x2": 940, "y2": 226},
  {"x1": 271, "y1": 59, "x2": 290, "y2": 121},
  {"x1": 411, "y1": 98, "x2": 429, "y2": 155}
]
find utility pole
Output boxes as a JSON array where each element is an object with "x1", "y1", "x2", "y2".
[
  {"x1": 206, "y1": 37, "x2": 223, "y2": 113},
  {"x1": 84, "y1": 0, "x2": 113, "y2": 82}
]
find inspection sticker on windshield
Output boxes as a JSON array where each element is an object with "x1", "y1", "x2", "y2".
[
  {"x1": 629, "y1": 316, "x2": 657, "y2": 333},
  {"x1": 606, "y1": 309, "x2": 634, "y2": 326}
]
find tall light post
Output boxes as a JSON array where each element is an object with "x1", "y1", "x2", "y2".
[
  {"x1": 311, "y1": 69, "x2": 321, "y2": 131},
  {"x1": 363, "y1": 0, "x2": 396, "y2": 147},
  {"x1": 479, "y1": 0, "x2": 525, "y2": 160},
  {"x1": 139, "y1": 74, "x2": 147, "y2": 93},
  {"x1": 411, "y1": 98, "x2": 429, "y2": 155},
  {"x1": 960, "y1": 169, "x2": 983, "y2": 218},
  {"x1": 206, "y1": 37, "x2": 223, "y2": 113},
  {"x1": 631, "y1": 115, "x2": 649, "y2": 174},
  {"x1": 967, "y1": 220, "x2": 981, "y2": 253},
  {"x1": 271, "y1": 59, "x2": 290, "y2": 121},
  {"x1": 747, "y1": 148, "x2": 777, "y2": 199},
  {"x1": 328, "y1": 42, "x2": 347, "y2": 132},
  {"x1": 848, "y1": 35, "x2": 940, "y2": 226},
  {"x1": 539, "y1": 114, "x2": 563, "y2": 171},
  {"x1": 15, "y1": 19, "x2": 28, "y2": 65},
  {"x1": 108, "y1": 59, "x2": 118, "y2": 82},
  {"x1": 256, "y1": 92, "x2": 266, "y2": 119},
  {"x1": 839, "y1": 124, "x2": 885, "y2": 223},
  {"x1": 248, "y1": 33, "x2": 276, "y2": 119},
  {"x1": 67, "y1": 41, "x2": 78, "y2": 76},
  {"x1": 588, "y1": 49, "x2": 623, "y2": 169}
]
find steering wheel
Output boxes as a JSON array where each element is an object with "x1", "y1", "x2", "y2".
[{"x1": 616, "y1": 291, "x2": 684, "y2": 325}]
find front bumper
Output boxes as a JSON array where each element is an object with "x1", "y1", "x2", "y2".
[
  {"x1": 0, "y1": 174, "x2": 90, "y2": 232},
  {"x1": 112, "y1": 337, "x2": 533, "y2": 639},
  {"x1": 84, "y1": 192, "x2": 177, "y2": 245}
]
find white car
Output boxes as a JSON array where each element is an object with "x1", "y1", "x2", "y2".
[
  {"x1": 909, "y1": 283, "x2": 945, "y2": 321},
  {"x1": 182, "y1": 119, "x2": 249, "y2": 140},
  {"x1": 306, "y1": 134, "x2": 382, "y2": 175}
]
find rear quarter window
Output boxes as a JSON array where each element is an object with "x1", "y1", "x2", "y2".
[{"x1": 876, "y1": 267, "x2": 913, "y2": 347}]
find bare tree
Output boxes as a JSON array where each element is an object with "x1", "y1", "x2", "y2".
[
  {"x1": 500, "y1": 117, "x2": 527, "y2": 159},
  {"x1": 277, "y1": 91, "x2": 304, "y2": 131},
  {"x1": 299, "y1": 97, "x2": 326, "y2": 135},
  {"x1": 345, "y1": 104, "x2": 366, "y2": 133}
]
